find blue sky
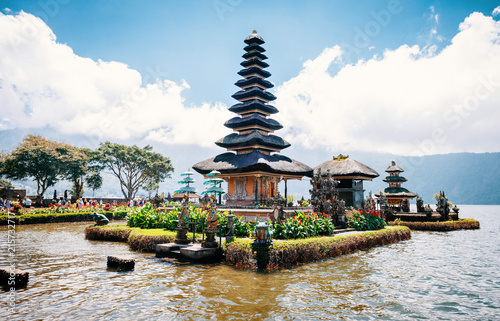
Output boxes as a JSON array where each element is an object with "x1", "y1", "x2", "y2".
[
  {"x1": 1, "y1": 0, "x2": 500, "y2": 197},
  {"x1": 2, "y1": 0, "x2": 498, "y2": 107}
]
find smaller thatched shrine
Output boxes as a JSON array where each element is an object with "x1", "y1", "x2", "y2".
[
  {"x1": 375, "y1": 160, "x2": 416, "y2": 212},
  {"x1": 314, "y1": 155, "x2": 379, "y2": 208}
]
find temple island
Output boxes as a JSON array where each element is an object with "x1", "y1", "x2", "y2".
[{"x1": 193, "y1": 30, "x2": 313, "y2": 206}]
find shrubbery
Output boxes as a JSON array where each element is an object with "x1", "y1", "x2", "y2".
[
  {"x1": 225, "y1": 226, "x2": 411, "y2": 270},
  {"x1": 272, "y1": 211, "x2": 334, "y2": 239},
  {"x1": 126, "y1": 204, "x2": 256, "y2": 238},
  {"x1": 348, "y1": 210, "x2": 386, "y2": 231}
]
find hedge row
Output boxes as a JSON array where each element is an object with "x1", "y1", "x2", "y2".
[
  {"x1": 388, "y1": 218, "x2": 480, "y2": 231},
  {"x1": 0, "y1": 211, "x2": 128, "y2": 225},
  {"x1": 84, "y1": 225, "x2": 203, "y2": 252},
  {"x1": 225, "y1": 226, "x2": 412, "y2": 270}
]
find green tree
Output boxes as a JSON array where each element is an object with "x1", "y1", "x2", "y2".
[
  {"x1": 86, "y1": 171, "x2": 103, "y2": 197},
  {"x1": 0, "y1": 178, "x2": 14, "y2": 189},
  {"x1": 1, "y1": 135, "x2": 71, "y2": 198},
  {"x1": 95, "y1": 141, "x2": 173, "y2": 201},
  {"x1": 143, "y1": 175, "x2": 160, "y2": 200},
  {"x1": 62, "y1": 148, "x2": 103, "y2": 199}
]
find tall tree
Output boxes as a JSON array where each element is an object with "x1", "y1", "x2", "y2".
[
  {"x1": 143, "y1": 175, "x2": 160, "y2": 200},
  {"x1": 95, "y1": 142, "x2": 174, "y2": 201},
  {"x1": 86, "y1": 171, "x2": 103, "y2": 198},
  {"x1": 62, "y1": 148, "x2": 103, "y2": 199},
  {"x1": 1, "y1": 135, "x2": 70, "y2": 198}
]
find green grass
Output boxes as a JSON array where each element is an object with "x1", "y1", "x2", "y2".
[
  {"x1": 85, "y1": 225, "x2": 204, "y2": 252},
  {"x1": 0, "y1": 211, "x2": 128, "y2": 225},
  {"x1": 388, "y1": 218, "x2": 480, "y2": 231}
]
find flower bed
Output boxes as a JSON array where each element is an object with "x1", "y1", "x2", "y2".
[
  {"x1": 225, "y1": 226, "x2": 411, "y2": 270},
  {"x1": 126, "y1": 204, "x2": 255, "y2": 238},
  {"x1": 348, "y1": 210, "x2": 386, "y2": 231},
  {"x1": 273, "y1": 211, "x2": 335, "y2": 239},
  {"x1": 388, "y1": 218, "x2": 480, "y2": 231}
]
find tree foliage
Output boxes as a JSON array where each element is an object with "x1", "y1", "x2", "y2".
[
  {"x1": 1, "y1": 135, "x2": 72, "y2": 198},
  {"x1": 0, "y1": 178, "x2": 14, "y2": 189},
  {"x1": 95, "y1": 141, "x2": 173, "y2": 201},
  {"x1": 86, "y1": 171, "x2": 103, "y2": 197}
]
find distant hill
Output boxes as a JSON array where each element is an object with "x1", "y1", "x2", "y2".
[{"x1": 3, "y1": 130, "x2": 499, "y2": 205}]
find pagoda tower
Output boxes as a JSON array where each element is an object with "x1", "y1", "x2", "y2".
[
  {"x1": 375, "y1": 160, "x2": 416, "y2": 212},
  {"x1": 193, "y1": 30, "x2": 312, "y2": 205}
]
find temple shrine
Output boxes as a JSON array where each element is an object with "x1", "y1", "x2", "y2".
[
  {"x1": 193, "y1": 30, "x2": 312, "y2": 205},
  {"x1": 314, "y1": 155, "x2": 379, "y2": 208},
  {"x1": 375, "y1": 160, "x2": 416, "y2": 212}
]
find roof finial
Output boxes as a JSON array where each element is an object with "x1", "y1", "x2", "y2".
[{"x1": 252, "y1": 29, "x2": 257, "y2": 34}]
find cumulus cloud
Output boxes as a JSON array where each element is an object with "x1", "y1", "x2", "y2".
[
  {"x1": 493, "y1": 6, "x2": 500, "y2": 17},
  {"x1": 0, "y1": 11, "x2": 230, "y2": 147},
  {"x1": 1, "y1": 11, "x2": 500, "y2": 156},
  {"x1": 275, "y1": 12, "x2": 500, "y2": 155}
]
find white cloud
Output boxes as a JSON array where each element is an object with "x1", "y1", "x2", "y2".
[
  {"x1": 0, "y1": 11, "x2": 230, "y2": 147},
  {"x1": 493, "y1": 6, "x2": 500, "y2": 17},
  {"x1": 275, "y1": 12, "x2": 500, "y2": 156},
  {"x1": 1, "y1": 11, "x2": 500, "y2": 156}
]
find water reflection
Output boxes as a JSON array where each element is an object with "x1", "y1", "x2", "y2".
[{"x1": 1, "y1": 205, "x2": 499, "y2": 320}]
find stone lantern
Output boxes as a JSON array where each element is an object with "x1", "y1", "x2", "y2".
[{"x1": 251, "y1": 221, "x2": 273, "y2": 269}]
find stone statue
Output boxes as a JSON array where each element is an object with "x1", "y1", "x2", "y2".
[
  {"x1": 416, "y1": 195, "x2": 424, "y2": 213},
  {"x1": 435, "y1": 191, "x2": 450, "y2": 221},
  {"x1": 91, "y1": 212, "x2": 109, "y2": 226},
  {"x1": 402, "y1": 199, "x2": 410, "y2": 213},
  {"x1": 310, "y1": 168, "x2": 346, "y2": 227},
  {"x1": 152, "y1": 193, "x2": 162, "y2": 208},
  {"x1": 177, "y1": 205, "x2": 189, "y2": 228}
]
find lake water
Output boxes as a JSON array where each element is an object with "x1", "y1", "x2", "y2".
[{"x1": 1, "y1": 205, "x2": 499, "y2": 320}]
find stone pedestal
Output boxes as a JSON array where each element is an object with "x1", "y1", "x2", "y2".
[
  {"x1": 175, "y1": 227, "x2": 190, "y2": 244},
  {"x1": 202, "y1": 228, "x2": 218, "y2": 248},
  {"x1": 107, "y1": 256, "x2": 135, "y2": 271}
]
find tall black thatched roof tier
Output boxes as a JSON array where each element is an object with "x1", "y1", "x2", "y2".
[
  {"x1": 237, "y1": 67, "x2": 272, "y2": 79},
  {"x1": 231, "y1": 87, "x2": 276, "y2": 102},
  {"x1": 224, "y1": 114, "x2": 283, "y2": 131},
  {"x1": 240, "y1": 58, "x2": 269, "y2": 69},
  {"x1": 215, "y1": 131, "x2": 290, "y2": 151},
  {"x1": 314, "y1": 155, "x2": 379, "y2": 180},
  {"x1": 235, "y1": 76, "x2": 273, "y2": 90},
  {"x1": 193, "y1": 151, "x2": 313, "y2": 177},
  {"x1": 228, "y1": 100, "x2": 278, "y2": 115},
  {"x1": 242, "y1": 51, "x2": 268, "y2": 60}
]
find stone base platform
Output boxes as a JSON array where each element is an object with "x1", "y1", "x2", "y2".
[
  {"x1": 0, "y1": 267, "x2": 29, "y2": 288},
  {"x1": 107, "y1": 256, "x2": 135, "y2": 271},
  {"x1": 156, "y1": 243, "x2": 222, "y2": 262}
]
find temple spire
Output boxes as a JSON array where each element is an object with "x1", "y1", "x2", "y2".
[{"x1": 216, "y1": 30, "x2": 289, "y2": 156}]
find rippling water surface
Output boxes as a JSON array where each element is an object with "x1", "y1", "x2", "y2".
[{"x1": 1, "y1": 205, "x2": 499, "y2": 320}]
